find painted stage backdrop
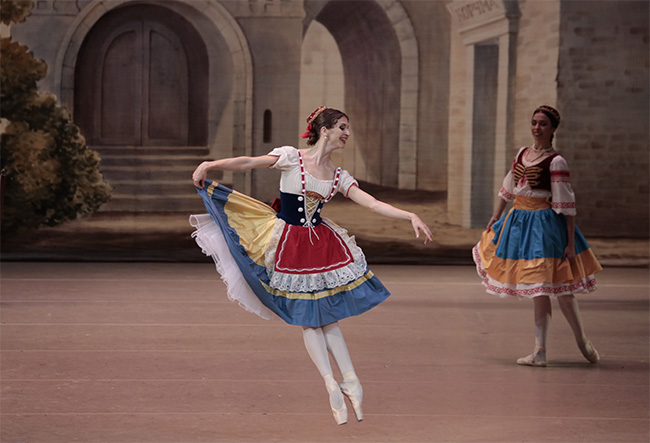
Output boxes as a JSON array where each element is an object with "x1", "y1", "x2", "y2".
[{"x1": 1, "y1": 0, "x2": 648, "y2": 263}]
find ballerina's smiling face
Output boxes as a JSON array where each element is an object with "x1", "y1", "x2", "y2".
[
  {"x1": 323, "y1": 117, "x2": 350, "y2": 150},
  {"x1": 530, "y1": 112, "x2": 555, "y2": 145}
]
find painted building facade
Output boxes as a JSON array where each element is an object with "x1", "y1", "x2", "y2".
[{"x1": 8, "y1": 0, "x2": 649, "y2": 236}]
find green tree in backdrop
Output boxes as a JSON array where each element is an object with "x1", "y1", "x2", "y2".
[{"x1": 0, "y1": 0, "x2": 112, "y2": 234}]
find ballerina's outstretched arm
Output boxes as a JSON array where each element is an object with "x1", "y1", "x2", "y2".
[
  {"x1": 192, "y1": 155, "x2": 278, "y2": 189},
  {"x1": 347, "y1": 185, "x2": 433, "y2": 244}
]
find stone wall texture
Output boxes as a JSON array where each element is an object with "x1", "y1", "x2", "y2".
[
  {"x1": 512, "y1": 0, "x2": 561, "y2": 153},
  {"x1": 446, "y1": 0, "x2": 648, "y2": 236},
  {"x1": 445, "y1": 13, "x2": 469, "y2": 226},
  {"x1": 557, "y1": 0, "x2": 649, "y2": 237}
]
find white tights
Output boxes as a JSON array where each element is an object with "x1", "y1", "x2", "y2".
[
  {"x1": 532, "y1": 295, "x2": 589, "y2": 351},
  {"x1": 302, "y1": 322, "x2": 357, "y2": 405}
]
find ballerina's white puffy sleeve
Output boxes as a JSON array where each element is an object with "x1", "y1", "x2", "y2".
[
  {"x1": 336, "y1": 170, "x2": 358, "y2": 198},
  {"x1": 268, "y1": 145, "x2": 295, "y2": 171},
  {"x1": 550, "y1": 155, "x2": 577, "y2": 216},
  {"x1": 498, "y1": 147, "x2": 526, "y2": 202}
]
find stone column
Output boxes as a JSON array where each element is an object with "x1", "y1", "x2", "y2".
[
  {"x1": 228, "y1": 0, "x2": 304, "y2": 202},
  {"x1": 446, "y1": 0, "x2": 519, "y2": 228}
]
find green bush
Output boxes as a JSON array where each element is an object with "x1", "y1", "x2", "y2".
[{"x1": 1, "y1": 1, "x2": 112, "y2": 234}]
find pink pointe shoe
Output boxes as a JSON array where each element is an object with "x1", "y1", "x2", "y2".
[
  {"x1": 325, "y1": 377, "x2": 348, "y2": 425},
  {"x1": 516, "y1": 348, "x2": 547, "y2": 367},
  {"x1": 340, "y1": 372, "x2": 363, "y2": 422}
]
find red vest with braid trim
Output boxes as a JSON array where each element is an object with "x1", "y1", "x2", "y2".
[{"x1": 511, "y1": 150, "x2": 559, "y2": 191}]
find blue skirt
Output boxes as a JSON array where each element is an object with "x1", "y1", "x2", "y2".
[
  {"x1": 190, "y1": 180, "x2": 390, "y2": 326},
  {"x1": 473, "y1": 205, "x2": 602, "y2": 298}
]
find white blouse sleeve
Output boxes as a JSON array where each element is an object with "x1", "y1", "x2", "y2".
[
  {"x1": 267, "y1": 146, "x2": 297, "y2": 171},
  {"x1": 498, "y1": 148, "x2": 525, "y2": 202},
  {"x1": 337, "y1": 170, "x2": 359, "y2": 198},
  {"x1": 550, "y1": 155, "x2": 577, "y2": 216},
  {"x1": 498, "y1": 170, "x2": 516, "y2": 202}
]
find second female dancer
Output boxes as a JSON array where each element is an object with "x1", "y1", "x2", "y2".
[
  {"x1": 473, "y1": 105, "x2": 602, "y2": 367},
  {"x1": 190, "y1": 106, "x2": 432, "y2": 424}
]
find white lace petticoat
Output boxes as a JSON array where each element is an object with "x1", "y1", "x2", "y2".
[{"x1": 190, "y1": 213, "x2": 274, "y2": 320}]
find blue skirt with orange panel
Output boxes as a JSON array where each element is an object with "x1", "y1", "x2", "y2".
[
  {"x1": 472, "y1": 197, "x2": 602, "y2": 298},
  {"x1": 190, "y1": 180, "x2": 390, "y2": 326}
]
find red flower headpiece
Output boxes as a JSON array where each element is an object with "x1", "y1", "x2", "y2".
[{"x1": 299, "y1": 106, "x2": 329, "y2": 138}]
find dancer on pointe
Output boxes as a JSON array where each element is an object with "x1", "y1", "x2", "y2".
[
  {"x1": 473, "y1": 105, "x2": 602, "y2": 367},
  {"x1": 190, "y1": 106, "x2": 432, "y2": 424}
]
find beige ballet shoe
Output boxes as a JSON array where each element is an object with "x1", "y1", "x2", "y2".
[
  {"x1": 578, "y1": 339, "x2": 600, "y2": 364},
  {"x1": 325, "y1": 377, "x2": 348, "y2": 425},
  {"x1": 516, "y1": 348, "x2": 547, "y2": 367},
  {"x1": 340, "y1": 372, "x2": 363, "y2": 422}
]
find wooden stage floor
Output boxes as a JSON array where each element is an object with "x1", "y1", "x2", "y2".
[{"x1": 1, "y1": 263, "x2": 648, "y2": 442}]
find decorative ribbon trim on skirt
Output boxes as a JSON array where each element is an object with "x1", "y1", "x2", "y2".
[
  {"x1": 472, "y1": 196, "x2": 602, "y2": 298},
  {"x1": 191, "y1": 180, "x2": 391, "y2": 326}
]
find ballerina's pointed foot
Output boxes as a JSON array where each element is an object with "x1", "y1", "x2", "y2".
[
  {"x1": 340, "y1": 372, "x2": 363, "y2": 421},
  {"x1": 325, "y1": 378, "x2": 348, "y2": 425},
  {"x1": 578, "y1": 339, "x2": 600, "y2": 364},
  {"x1": 516, "y1": 349, "x2": 547, "y2": 367}
]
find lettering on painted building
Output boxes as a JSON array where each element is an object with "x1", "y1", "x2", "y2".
[{"x1": 447, "y1": 0, "x2": 505, "y2": 28}]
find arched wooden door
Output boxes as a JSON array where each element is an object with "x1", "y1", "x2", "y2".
[
  {"x1": 75, "y1": 4, "x2": 207, "y2": 147},
  {"x1": 93, "y1": 21, "x2": 189, "y2": 145}
]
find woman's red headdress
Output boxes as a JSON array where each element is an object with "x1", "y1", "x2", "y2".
[{"x1": 299, "y1": 106, "x2": 329, "y2": 138}]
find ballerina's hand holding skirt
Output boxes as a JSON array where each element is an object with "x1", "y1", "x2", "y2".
[
  {"x1": 473, "y1": 147, "x2": 602, "y2": 297},
  {"x1": 190, "y1": 145, "x2": 389, "y2": 327}
]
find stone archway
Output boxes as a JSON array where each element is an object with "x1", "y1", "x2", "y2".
[
  {"x1": 51, "y1": 0, "x2": 255, "y2": 211},
  {"x1": 74, "y1": 4, "x2": 208, "y2": 147},
  {"x1": 56, "y1": 0, "x2": 253, "y2": 179},
  {"x1": 305, "y1": 0, "x2": 419, "y2": 189},
  {"x1": 56, "y1": 0, "x2": 252, "y2": 145}
]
